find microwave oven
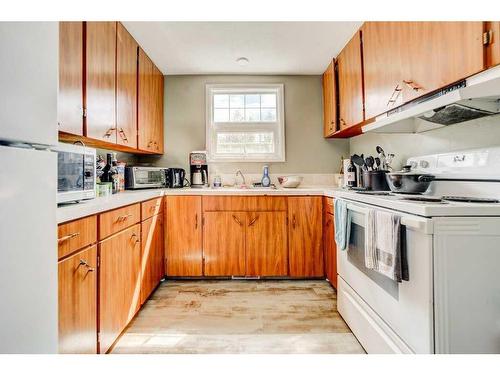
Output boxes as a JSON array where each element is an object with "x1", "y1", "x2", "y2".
[
  {"x1": 125, "y1": 166, "x2": 167, "y2": 189},
  {"x1": 56, "y1": 143, "x2": 96, "y2": 204}
]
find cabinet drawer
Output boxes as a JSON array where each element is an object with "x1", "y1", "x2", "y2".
[
  {"x1": 141, "y1": 197, "x2": 163, "y2": 220},
  {"x1": 99, "y1": 204, "x2": 140, "y2": 240},
  {"x1": 324, "y1": 197, "x2": 334, "y2": 215},
  {"x1": 203, "y1": 196, "x2": 287, "y2": 211},
  {"x1": 58, "y1": 216, "x2": 97, "y2": 259}
]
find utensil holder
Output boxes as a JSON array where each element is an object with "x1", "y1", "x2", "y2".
[{"x1": 362, "y1": 170, "x2": 390, "y2": 191}]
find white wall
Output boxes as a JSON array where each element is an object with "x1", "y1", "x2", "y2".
[
  {"x1": 137, "y1": 75, "x2": 349, "y2": 176},
  {"x1": 349, "y1": 115, "x2": 500, "y2": 169}
]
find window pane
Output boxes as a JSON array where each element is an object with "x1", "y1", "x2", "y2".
[
  {"x1": 261, "y1": 108, "x2": 277, "y2": 122},
  {"x1": 230, "y1": 95, "x2": 244, "y2": 108},
  {"x1": 261, "y1": 94, "x2": 276, "y2": 108},
  {"x1": 213, "y1": 94, "x2": 229, "y2": 108},
  {"x1": 214, "y1": 108, "x2": 229, "y2": 122},
  {"x1": 216, "y1": 133, "x2": 245, "y2": 154},
  {"x1": 245, "y1": 108, "x2": 260, "y2": 122},
  {"x1": 230, "y1": 108, "x2": 245, "y2": 122},
  {"x1": 245, "y1": 94, "x2": 260, "y2": 108},
  {"x1": 245, "y1": 132, "x2": 274, "y2": 154}
]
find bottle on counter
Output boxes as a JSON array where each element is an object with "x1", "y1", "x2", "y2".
[
  {"x1": 101, "y1": 153, "x2": 119, "y2": 194},
  {"x1": 346, "y1": 159, "x2": 357, "y2": 188},
  {"x1": 261, "y1": 165, "x2": 271, "y2": 188}
]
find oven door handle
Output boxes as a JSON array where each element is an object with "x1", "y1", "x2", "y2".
[{"x1": 346, "y1": 202, "x2": 433, "y2": 234}]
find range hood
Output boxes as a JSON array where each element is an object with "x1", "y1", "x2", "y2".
[{"x1": 362, "y1": 65, "x2": 500, "y2": 134}]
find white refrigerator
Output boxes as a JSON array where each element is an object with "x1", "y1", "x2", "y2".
[{"x1": 0, "y1": 22, "x2": 59, "y2": 353}]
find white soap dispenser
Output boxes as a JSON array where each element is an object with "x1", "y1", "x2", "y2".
[{"x1": 261, "y1": 165, "x2": 271, "y2": 187}]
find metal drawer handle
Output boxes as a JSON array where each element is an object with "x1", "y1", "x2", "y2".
[
  {"x1": 292, "y1": 215, "x2": 296, "y2": 229},
  {"x1": 117, "y1": 214, "x2": 132, "y2": 222},
  {"x1": 403, "y1": 80, "x2": 422, "y2": 92},
  {"x1": 79, "y1": 259, "x2": 95, "y2": 272},
  {"x1": 387, "y1": 84, "x2": 403, "y2": 107},
  {"x1": 232, "y1": 215, "x2": 242, "y2": 226},
  {"x1": 248, "y1": 216, "x2": 259, "y2": 227},
  {"x1": 58, "y1": 232, "x2": 80, "y2": 242},
  {"x1": 103, "y1": 127, "x2": 116, "y2": 138},
  {"x1": 118, "y1": 128, "x2": 128, "y2": 142}
]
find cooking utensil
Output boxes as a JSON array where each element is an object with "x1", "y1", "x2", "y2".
[
  {"x1": 365, "y1": 156, "x2": 375, "y2": 171},
  {"x1": 351, "y1": 154, "x2": 366, "y2": 170},
  {"x1": 385, "y1": 153, "x2": 395, "y2": 171},
  {"x1": 374, "y1": 157, "x2": 381, "y2": 170},
  {"x1": 376, "y1": 145, "x2": 385, "y2": 157},
  {"x1": 385, "y1": 165, "x2": 435, "y2": 194}
]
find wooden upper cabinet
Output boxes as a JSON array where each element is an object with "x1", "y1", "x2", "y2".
[
  {"x1": 85, "y1": 21, "x2": 117, "y2": 144},
  {"x1": 401, "y1": 22, "x2": 484, "y2": 102},
  {"x1": 58, "y1": 245, "x2": 97, "y2": 354},
  {"x1": 99, "y1": 224, "x2": 141, "y2": 353},
  {"x1": 116, "y1": 23, "x2": 138, "y2": 149},
  {"x1": 58, "y1": 22, "x2": 84, "y2": 135},
  {"x1": 165, "y1": 196, "x2": 203, "y2": 276},
  {"x1": 362, "y1": 22, "x2": 405, "y2": 120},
  {"x1": 486, "y1": 22, "x2": 500, "y2": 68},
  {"x1": 138, "y1": 48, "x2": 155, "y2": 152},
  {"x1": 337, "y1": 30, "x2": 364, "y2": 129},
  {"x1": 322, "y1": 60, "x2": 337, "y2": 137},
  {"x1": 246, "y1": 211, "x2": 288, "y2": 277},
  {"x1": 152, "y1": 65, "x2": 164, "y2": 153},
  {"x1": 140, "y1": 214, "x2": 164, "y2": 305},
  {"x1": 203, "y1": 212, "x2": 245, "y2": 276},
  {"x1": 288, "y1": 197, "x2": 324, "y2": 277}
]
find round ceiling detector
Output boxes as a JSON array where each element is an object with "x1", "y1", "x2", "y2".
[{"x1": 236, "y1": 57, "x2": 249, "y2": 66}]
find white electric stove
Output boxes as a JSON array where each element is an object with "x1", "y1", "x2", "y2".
[{"x1": 335, "y1": 146, "x2": 500, "y2": 354}]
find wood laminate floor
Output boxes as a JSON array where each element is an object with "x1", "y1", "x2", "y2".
[{"x1": 111, "y1": 280, "x2": 365, "y2": 354}]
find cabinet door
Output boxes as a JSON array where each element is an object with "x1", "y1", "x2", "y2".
[
  {"x1": 140, "y1": 214, "x2": 164, "y2": 305},
  {"x1": 86, "y1": 21, "x2": 117, "y2": 144},
  {"x1": 138, "y1": 48, "x2": 154, "y2": 152},
  {"x1": 322, "y1": 59, "x2": 337, "y2": 137},
  {"x1": 116, "y1": 23, "x2": 138, "y2": 149},
  {"x1": 337, "y1": 30, "x2": 364, "y2": 129},
  {"x1": 401, "y1": 22, "x2": 484, "y2": 102},
  {"x1": 323, "y1": 212, "x2": 337, "y2": 289},
  {"x1": 165, "y1": 196, "x2": 203, "y2": 276},
  {"x1": 486, "y1": 22, "x2": 500, "y2": 68},
  {"x1": 203, "y1": 212, "x2": 245, "y2": 276},
  {"x1": 151, "y1": 64, "x2": 164, "y2": 153},
  {"x1": 362, "y1": 22, "x2": 405, "y2": 120},
  {"x1": 246, "y1": 211, "x2": 288, "y2": 277},
  {"x1": 288, "y1": 197, "x2": 324, "y2": 277},
  {"x1": 99, "y1": 224, "x2": 141, "y2": 353},
  {"x1": 58, "y1": 22, "x2": 84, "y2": 135},
  {"x1": 58, "y1": 245, "x2": 97, "y2": 354}
]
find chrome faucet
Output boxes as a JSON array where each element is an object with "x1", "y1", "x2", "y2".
[{"x1": 235, "y1": 170, "x2": 246, "y2": 186}]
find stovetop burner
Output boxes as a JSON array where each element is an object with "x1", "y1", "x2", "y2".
[{"x1": 442, "y1": 196, "x2": 500, "y2": 203}]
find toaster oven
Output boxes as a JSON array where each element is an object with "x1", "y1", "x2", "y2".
[{"x1": 125, "y1": 166, "x2": 166, "y2": 189}]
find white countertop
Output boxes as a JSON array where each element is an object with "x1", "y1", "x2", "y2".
[{"x1": 57, "y1": 186, "x2": 338, "y2": 223}]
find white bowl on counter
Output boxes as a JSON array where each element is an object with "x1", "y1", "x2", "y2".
[{"x1": 277, "y1": 175, "x2": 303, "y2": 188}]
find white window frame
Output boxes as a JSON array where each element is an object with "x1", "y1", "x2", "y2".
[{"x1": 205, "y1": 83, "x2": 285, "y2": 162}]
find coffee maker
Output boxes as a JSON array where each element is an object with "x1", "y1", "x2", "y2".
[{"x1": 189, "y1": 151, "x2": 208, "y2": 188}]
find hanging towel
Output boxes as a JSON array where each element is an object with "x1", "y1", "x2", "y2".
[
  {"x1": 334, "y1": 199, "x2": 351, "y2": 251},
  {"x1": 365, "y1": 209, "x2": 408, "y2": 282}
]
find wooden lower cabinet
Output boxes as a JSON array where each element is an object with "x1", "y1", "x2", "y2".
[
  {"x1": 323, "y1": 211, "x2": 337, "y2": 289},
  {"x1": 140, "y1": 214, "x2": 164, "y2": 305},
  {"x1": 288, "y1": 197, "x2": 324, "y2": 277},
  {"x1": 99, "y1": 224, "x2": 141, "y2": 353},
  {"x1": 203, "y1": 212, "x2": 245, "y2": 276},
  {"x1": 165, "y1": 196, "x2": 203, "y2": 276},
  {"x1": 246, "y1": 211, "x2": 288, "y2": 277},
  {"x1": 58, "y1": 245, "x2": 97, "y2": 354}
]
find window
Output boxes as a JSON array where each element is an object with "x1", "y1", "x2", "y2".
[{"x1": 206, "y1": 84, "x2": 285, "y2": 162}]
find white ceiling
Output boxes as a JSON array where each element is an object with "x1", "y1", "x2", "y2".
[{"x1": 123, "y1": 22, "x2": 362, "y2": 75}]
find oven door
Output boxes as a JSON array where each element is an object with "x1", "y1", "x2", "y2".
[
  {"x1": 132, "y1": 168, "x2": 165, "y2": 188},
  {"x1": 337, "y1": 199, "x2": 434, "y2": 353}
]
